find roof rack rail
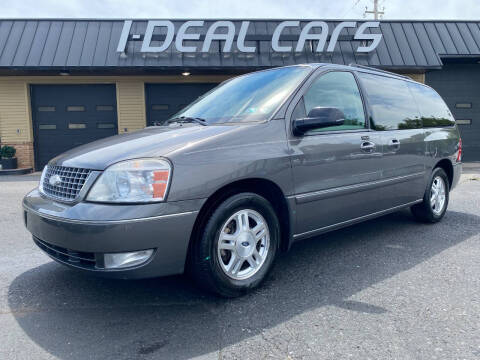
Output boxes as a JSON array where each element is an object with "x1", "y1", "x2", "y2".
[{"x1": 348, "y1": 63, "x2": 410, "y2": 79}]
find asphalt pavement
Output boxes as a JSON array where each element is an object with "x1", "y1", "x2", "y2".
[{"x1": 0, "y1": 172, "x2": 479, "y2": 359}]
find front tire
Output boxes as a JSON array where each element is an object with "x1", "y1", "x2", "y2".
[
  {"x1": 190, "y1": 193, "x2": 280, "y2": 297},
  {"x1": 411, "y1": 167, "x2": 449, "y2": 223}
]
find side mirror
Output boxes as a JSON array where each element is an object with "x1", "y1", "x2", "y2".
[{"x1": 293, "y1": 107, "x2": 345, "y2": 135}]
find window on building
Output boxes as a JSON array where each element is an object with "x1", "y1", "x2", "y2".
[
  {"x1": 68, "y1": 123, "x2": 86, "y2": 129},
  {"x1": 455, "y1": 103, "x2": 472, "y2": 109},
  {"x1": 67, "y1": 106, "x2": 86, "y2": 112},
  {"x1": 38, "y1": 106, "x2": 55, "y2": 112},
  {"x1": 96, "y1": 105, "x2": 114, "y2": 111},
  {"x1": 152, "y1": 104, "x2": 169, "y2": 110},
  {"x1": 295, "y1": 71, "x2": 366, "y2": 133},
  {"x1": 358, "y1": 73, "x2": 421, "y2": 130},
  {"x1": 39, "y1": 124, "x2": 56, "y2": 130},
  {"x1": 97, "y1": 123, "x2": 115, "y2": 129}
]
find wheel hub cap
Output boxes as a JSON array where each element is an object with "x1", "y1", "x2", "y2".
[
  {"x1": 217, "y1": 209, "x2": 270, "y2": 280},
  {"x1": 236, "y1": 232, "x2": 255, "y2": 257}
]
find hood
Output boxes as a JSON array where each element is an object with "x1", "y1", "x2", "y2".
[{"x1": 50, "y1": 124, "x2": 240, "y2": 170}]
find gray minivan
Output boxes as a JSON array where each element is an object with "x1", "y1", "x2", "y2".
[{"x1": 23, "y1": 63, "x2": 462, "y2": 297}]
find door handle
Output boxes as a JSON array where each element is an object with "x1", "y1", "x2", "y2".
[
  {"x1": 388, "y1": 138, "x2": 401, "y2": 150},
  {"x1": 360, "y1": 141, "x2": 376, "y2": 152}
]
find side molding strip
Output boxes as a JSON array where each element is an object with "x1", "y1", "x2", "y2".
[{"x1": 295, "y1": 172, "x2": 425, "y2": 204}]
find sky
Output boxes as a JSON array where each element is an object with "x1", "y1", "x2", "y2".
[{"x1": 1, "y1": 0, "x2": 480, "y2": 20}]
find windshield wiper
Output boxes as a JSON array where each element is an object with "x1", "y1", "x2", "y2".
[{"x1": 166, "y1": 117, "x2": 208, "y2": 126}]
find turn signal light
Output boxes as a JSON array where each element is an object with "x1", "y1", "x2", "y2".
[{"x1": 153, "y1": 170, "x2": 169, "y2": 199}]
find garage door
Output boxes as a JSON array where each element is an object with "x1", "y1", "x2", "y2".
[
  {"x1": 145, "y1": 83, "x2": 218, "y2": 126},
  {"x1": 31, "y1": 84, "x2": 117, "y2": 170},
  {"x1": 426, "y1": 63, "x2": 480, "y2": 161}
]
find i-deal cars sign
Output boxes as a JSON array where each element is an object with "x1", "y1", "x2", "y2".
[{"x1": 117, "y1": 20, "x2": 382, "y2": 55}]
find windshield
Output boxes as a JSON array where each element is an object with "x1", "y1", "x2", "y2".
[{"x1": 170, "y1": 66, "x2": 312, "y2": 124}]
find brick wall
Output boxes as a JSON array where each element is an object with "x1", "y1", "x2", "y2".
[{"x1": 1, "y1": 141, "x2": 34, "y2": 169}]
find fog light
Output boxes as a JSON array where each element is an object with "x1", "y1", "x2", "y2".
[{"x1": 104, "y1": 249, "x2": 154, "y2": 269}]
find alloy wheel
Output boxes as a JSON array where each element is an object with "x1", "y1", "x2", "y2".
[
  {"x1": 217, "y1": 209, "x2": 270, "y2": 280},
  {"x1": 430, "y1": 176, "x2": 446, "y2": 215}
]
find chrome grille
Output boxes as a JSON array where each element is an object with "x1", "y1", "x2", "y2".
[{"x1": 42, "y1": 165, "x2": 92, "y2": 201}]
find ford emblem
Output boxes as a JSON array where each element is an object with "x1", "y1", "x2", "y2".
[{"x1": 49, "y1": 174, "x2": 62, "y2": 187}]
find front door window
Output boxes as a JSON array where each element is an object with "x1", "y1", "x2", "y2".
[{"x1": 296, "y1": 71, "x2": 366, "y2": 133}]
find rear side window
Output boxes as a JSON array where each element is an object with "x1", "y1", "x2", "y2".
[
  {"x1": 407, "y1": 82, "x2": 455, "y2": 128},
  {"x1": 359, "y1": 73, "x2": 421, "y2": 131}
]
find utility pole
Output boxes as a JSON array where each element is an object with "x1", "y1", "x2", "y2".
[{"x1": 364, "y1": 0, "x2": 385, "y2": 19}]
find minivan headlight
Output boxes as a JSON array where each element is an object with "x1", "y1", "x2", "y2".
[
  {"x1": 38, "y1": 165, "x2": 48, "y2": 194},
  {"x1": 87, "y1": 158, "x2": 171, "y2": 203}
]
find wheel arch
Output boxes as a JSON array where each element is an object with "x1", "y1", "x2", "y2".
[
  {"x1": 186, "y1": 178, "x2": 293, "y2": 268},
  {"x1": 434, "y1": 158, "x2": 454, "y2": 189}
]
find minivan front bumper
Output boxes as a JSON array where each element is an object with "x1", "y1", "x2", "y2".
[{"x1": 23, "y1": 189, "x2": 204, "y2": 278}]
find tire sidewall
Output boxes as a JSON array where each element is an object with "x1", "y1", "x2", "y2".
[{"x1": 199, "y1": 193, "x2": 280, "y2": 295}]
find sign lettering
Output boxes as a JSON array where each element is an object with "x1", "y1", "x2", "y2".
[{"x1": 117, "y1": 20, "x2": 382, "y2": 55}]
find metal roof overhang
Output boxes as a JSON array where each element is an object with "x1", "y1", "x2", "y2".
[{"x1": 0, "y1": 19, "x2": 478, "y2": 74}]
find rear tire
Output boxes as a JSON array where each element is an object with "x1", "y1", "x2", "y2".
[
  {"x1": 411, "y1": 167, "x2": 449, "y2": 223},
  {"x1": 190, "y1": 193, "x2": 280, "y2": 297}
]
